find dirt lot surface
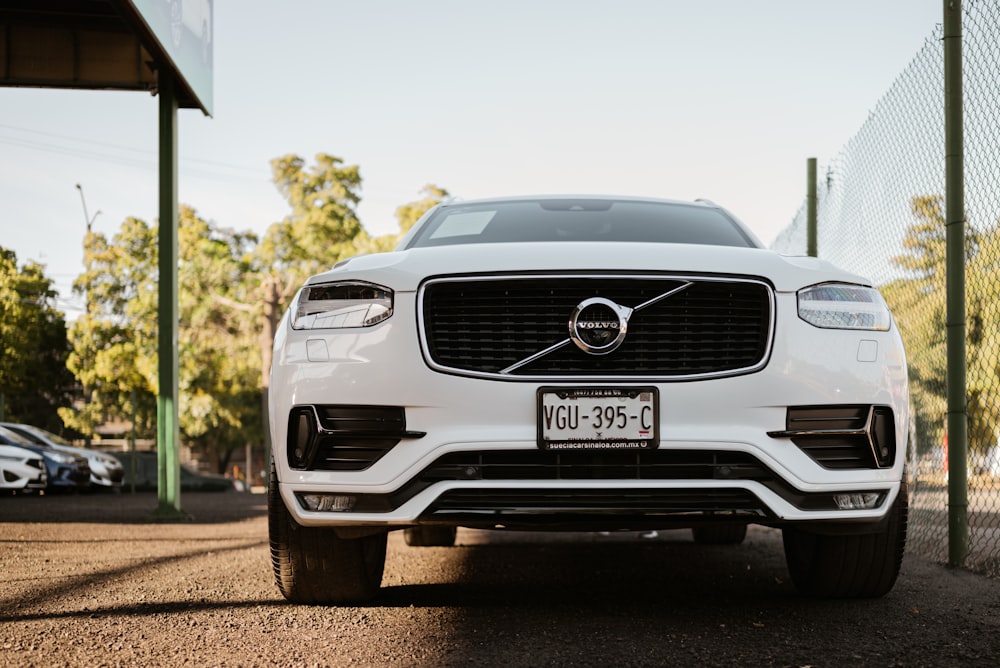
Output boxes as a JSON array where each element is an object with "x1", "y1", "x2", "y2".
[{"x1": 2, "y1": 491, "x2": 999, "y2": 667}]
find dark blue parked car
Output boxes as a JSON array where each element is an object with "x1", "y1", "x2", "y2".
[{"x1": 0, "y1": 425, "x2": 91, "y2": 492}]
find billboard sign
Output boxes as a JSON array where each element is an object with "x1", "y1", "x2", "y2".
[{"x1": 127, "y1": 0, "x2": 214, "y2": 115}]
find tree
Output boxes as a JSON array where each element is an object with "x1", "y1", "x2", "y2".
[
  {"x1": 60, "y1": 152, "x2": 445, "y2": 473},
  {"x1": 249, "y1": 154, "x2": 366, "y2": 431},
  {"x1": 964, "y1": 225, "x2": 1000, "y2": 460},
  {"x1": 64, "y1": 208, "x2": 262, "y2": 471},
  {"x1": 882, "y1": 197, "x2": 950, "y2": 455},
  {"x1": 0, "y1": 248, "x2": 75, "y2": 431},
  {"x1": 177, "y1": 209, "x2": 262, "y2": 471},
  {"x1": 882, "y1": 195, "x2": 995, "y2": 459},
  {"x1": 62, "y1": 216, "x2": 158, "y2": 442},
  {"x1": 394, "y1": 184, "x2": 450, "y2": 234}
]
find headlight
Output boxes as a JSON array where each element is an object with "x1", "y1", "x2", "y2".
[
  {"x1": 797, "y1": 283, "x2": 891, "y2": 331},
  {"x1": 292, "y1": 281, "x2": 394, "y2": 330},
  {"x1": 44, "y1": 450, "x2": 76, "y2": 464}
]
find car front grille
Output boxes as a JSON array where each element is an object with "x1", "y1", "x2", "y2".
[{"x1": 419, "y1": 274, "x2": 773, "y2": 379}]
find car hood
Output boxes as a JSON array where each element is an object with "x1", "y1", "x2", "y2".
[{"x1": 307, "y1": 243, "x2": 870, "y2": 293}]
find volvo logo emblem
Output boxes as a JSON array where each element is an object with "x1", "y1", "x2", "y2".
[{"x1": 569, "y1": 297, "x2": 632, "y2": 355}]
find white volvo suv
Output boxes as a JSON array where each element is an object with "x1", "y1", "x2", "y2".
[{"x1": 268, "y1": 196, "x2": 909, "y2": 603}]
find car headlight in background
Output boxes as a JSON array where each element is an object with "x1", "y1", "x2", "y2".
[
  {"x1": 292, "y1": 281, "x2": 394, "y2": 330},
  {"x1": 797, "y1": 283, "x2": 891, "y2": 331},
  {"x1": 43, "y1": 451, "x2": 76, "y2": 465}
]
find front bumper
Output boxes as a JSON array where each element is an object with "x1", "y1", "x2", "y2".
[{"x1": 270, "y1": 291, "x2": 909, "y2": 530}]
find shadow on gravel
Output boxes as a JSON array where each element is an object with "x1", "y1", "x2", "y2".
[
  {"x1": 374, "y1": 535, "x2": 992, "y2": 667},
  {"x1": 0, "y1": 491, "x2": 267, "y2": 524},
  {"x1": 378, "y1": 538, "x2": 797, "y2": 610},
  {"x1": 0, "y1": 538, "x2": 269, "y2": 623},
  {"x1": 0, "y1": 598, "x2": 280, "y2": 624}
]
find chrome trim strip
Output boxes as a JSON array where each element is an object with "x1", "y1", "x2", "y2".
[
  {"x1": 632, "y1": 280, "x2": 693, "y2": 311},
  {"x1": 501, "y1": 339, "x2": 572, "y2": 374}
]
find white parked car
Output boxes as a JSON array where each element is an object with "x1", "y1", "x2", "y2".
[
  {"x1": 0, "y1": 443, "x2": 47, "y2": 491},
  {"x1": 268, "y1": 195, "x2": 909, "y2": 603},
  {"x1": 1, "y1": 423, "x2": 125, "y2": 489}
]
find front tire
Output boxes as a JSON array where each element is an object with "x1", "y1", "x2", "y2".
[
  {"x1": 268, "y1": 462, "x2": 386, "y2": 604},
  {"x1": 782, "y1": 484, "x2": 908, "y2": 598}
]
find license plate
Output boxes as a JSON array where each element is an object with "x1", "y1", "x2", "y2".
[{"x1": 537, "y1": 387, "x2": 658, "y2": 450}]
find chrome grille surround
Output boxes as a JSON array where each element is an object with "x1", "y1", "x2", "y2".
[{"x1": 418, "y1": 273, "x2": 775, "y2": 381}]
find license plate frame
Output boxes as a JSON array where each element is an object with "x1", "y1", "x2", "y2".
[{"x1": 536, "y1": 386, "x2": 659, "y2": 451}]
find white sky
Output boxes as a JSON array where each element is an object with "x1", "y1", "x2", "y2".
[{"x1": 0, "y1": 0, "x2": 944, "y2": 316}]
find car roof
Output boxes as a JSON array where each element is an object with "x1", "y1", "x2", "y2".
[{"x1": 432, "y1": 194, "x2": 721, "y2": 208}]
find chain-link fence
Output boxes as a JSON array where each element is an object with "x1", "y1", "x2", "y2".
[{"x1": 772, "y1": 0, "x2": 1000, "y2": 576}]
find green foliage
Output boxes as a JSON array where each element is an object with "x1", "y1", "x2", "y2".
[
  {"x1": 343, "y1": 184, "x2": 450, "y2": 257},
  {"x1": 250, "y1": 154, "x2": 370, "y2": 402},
  {"x1": 883, "y1": 195, "x2": 999, "y2": 457},
  {"x1": 0, "y1": 248, "x2": 75, "y2": 431},
  {"x1": 64, "y1": 208, "x2": 262, "y2": 470},
  {"x1": 260, "y1": 153, "x2": 363, "y2": 280},
  {"x1": 62, "y1": 218, "x2": 158, "y2": 439},
  {"x1": 177, "y1": 208, "x2": 262, "y2": 469},
  {"x1": 59, "y1": 149, "x2": 450, "y2": 471},
  {"x1": 395, "y1": 184, "x2": 450, "y2": 234}
]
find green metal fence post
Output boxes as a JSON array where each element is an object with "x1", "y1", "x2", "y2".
[
  {"x1": 944, "y1": 0, "x2": 968, "y2": 568},
  {"x1": 130, "y1": 388, "x2": 137, "y2": 495},
  {"x1": 807, "y1": 158, "x2": 818, "y2": 257},
  {"x1": 154, "y1": 69, "x2": 185, "y2": 519}
]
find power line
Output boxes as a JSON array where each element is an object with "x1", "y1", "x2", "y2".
[{"x1": 0, "y1": 123, "x2": 269, "y2": 182}]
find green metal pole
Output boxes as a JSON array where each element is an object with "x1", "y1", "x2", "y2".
[
  {"x1": 130, "y1": 388, "x2": 137, "y2": 495},
  {"x1": 155, "y1": 70, "x2": 185, "y2": 519},
  {"x1": 944, "y1": 0, "x2": 968, "y2": 568},
  {"x1": 806, "y1": 158, "x2": 818, "y2": 257}
]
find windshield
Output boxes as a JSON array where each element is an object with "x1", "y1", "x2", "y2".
[
  {"x1": 404, "y1": 199, "x2": 758, "y2": 249},
  {"x1": 4, "y1": 423, "x2": 73, "y2": 446},
  {"x1": 26, "y1": 425, "x2": 72, "y2": 446},
  {"x1": 0, "y1": 425, "x2": 37, "y2": 446}
]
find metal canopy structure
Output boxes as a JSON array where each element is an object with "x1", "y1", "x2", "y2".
[
  {"x1": 0, "y1": 0, "x2": 213, "y2": 518},
  {"x1": 0, "y1": 0, "x2": 210, "y2": 114}
]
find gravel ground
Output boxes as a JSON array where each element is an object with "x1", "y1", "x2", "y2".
[{"x1": 2, "y1": 490, "x2": 999, "y2": 667}]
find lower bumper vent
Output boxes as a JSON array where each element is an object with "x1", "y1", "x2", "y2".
[
  {"x1": 768, "y1": 405, "x2": 895, "y2": 469},
  {"x1": 286, "y1": 405, "x2": 425, "y2": 471}
]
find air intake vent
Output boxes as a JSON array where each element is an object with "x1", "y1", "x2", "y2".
[
  {"x1": 286, "y1": 405, "x2": 424, "y2": 471},
  {"x1": 769, "y1": 405, "x2": 896, "y2": 470}
]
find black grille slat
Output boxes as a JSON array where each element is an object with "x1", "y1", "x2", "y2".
[
  {"x1": 315, "y1": 405, "x2": 406, "y2": 433},
  {"x1": 421, "y1": 450, "x2": 772, "y2": 483},
  {"x1": 311, "y1": 436, "x2": 401, "y2": 472},
  {"x1": 791, "y1": 437, "x2": 874, "y2": 469},
  {"x1": 422, "y1": 276, "x2": 772, "y2": 377},
  {"x1": 428, "y1": 488, "x2": 766, "y2": 516}
]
